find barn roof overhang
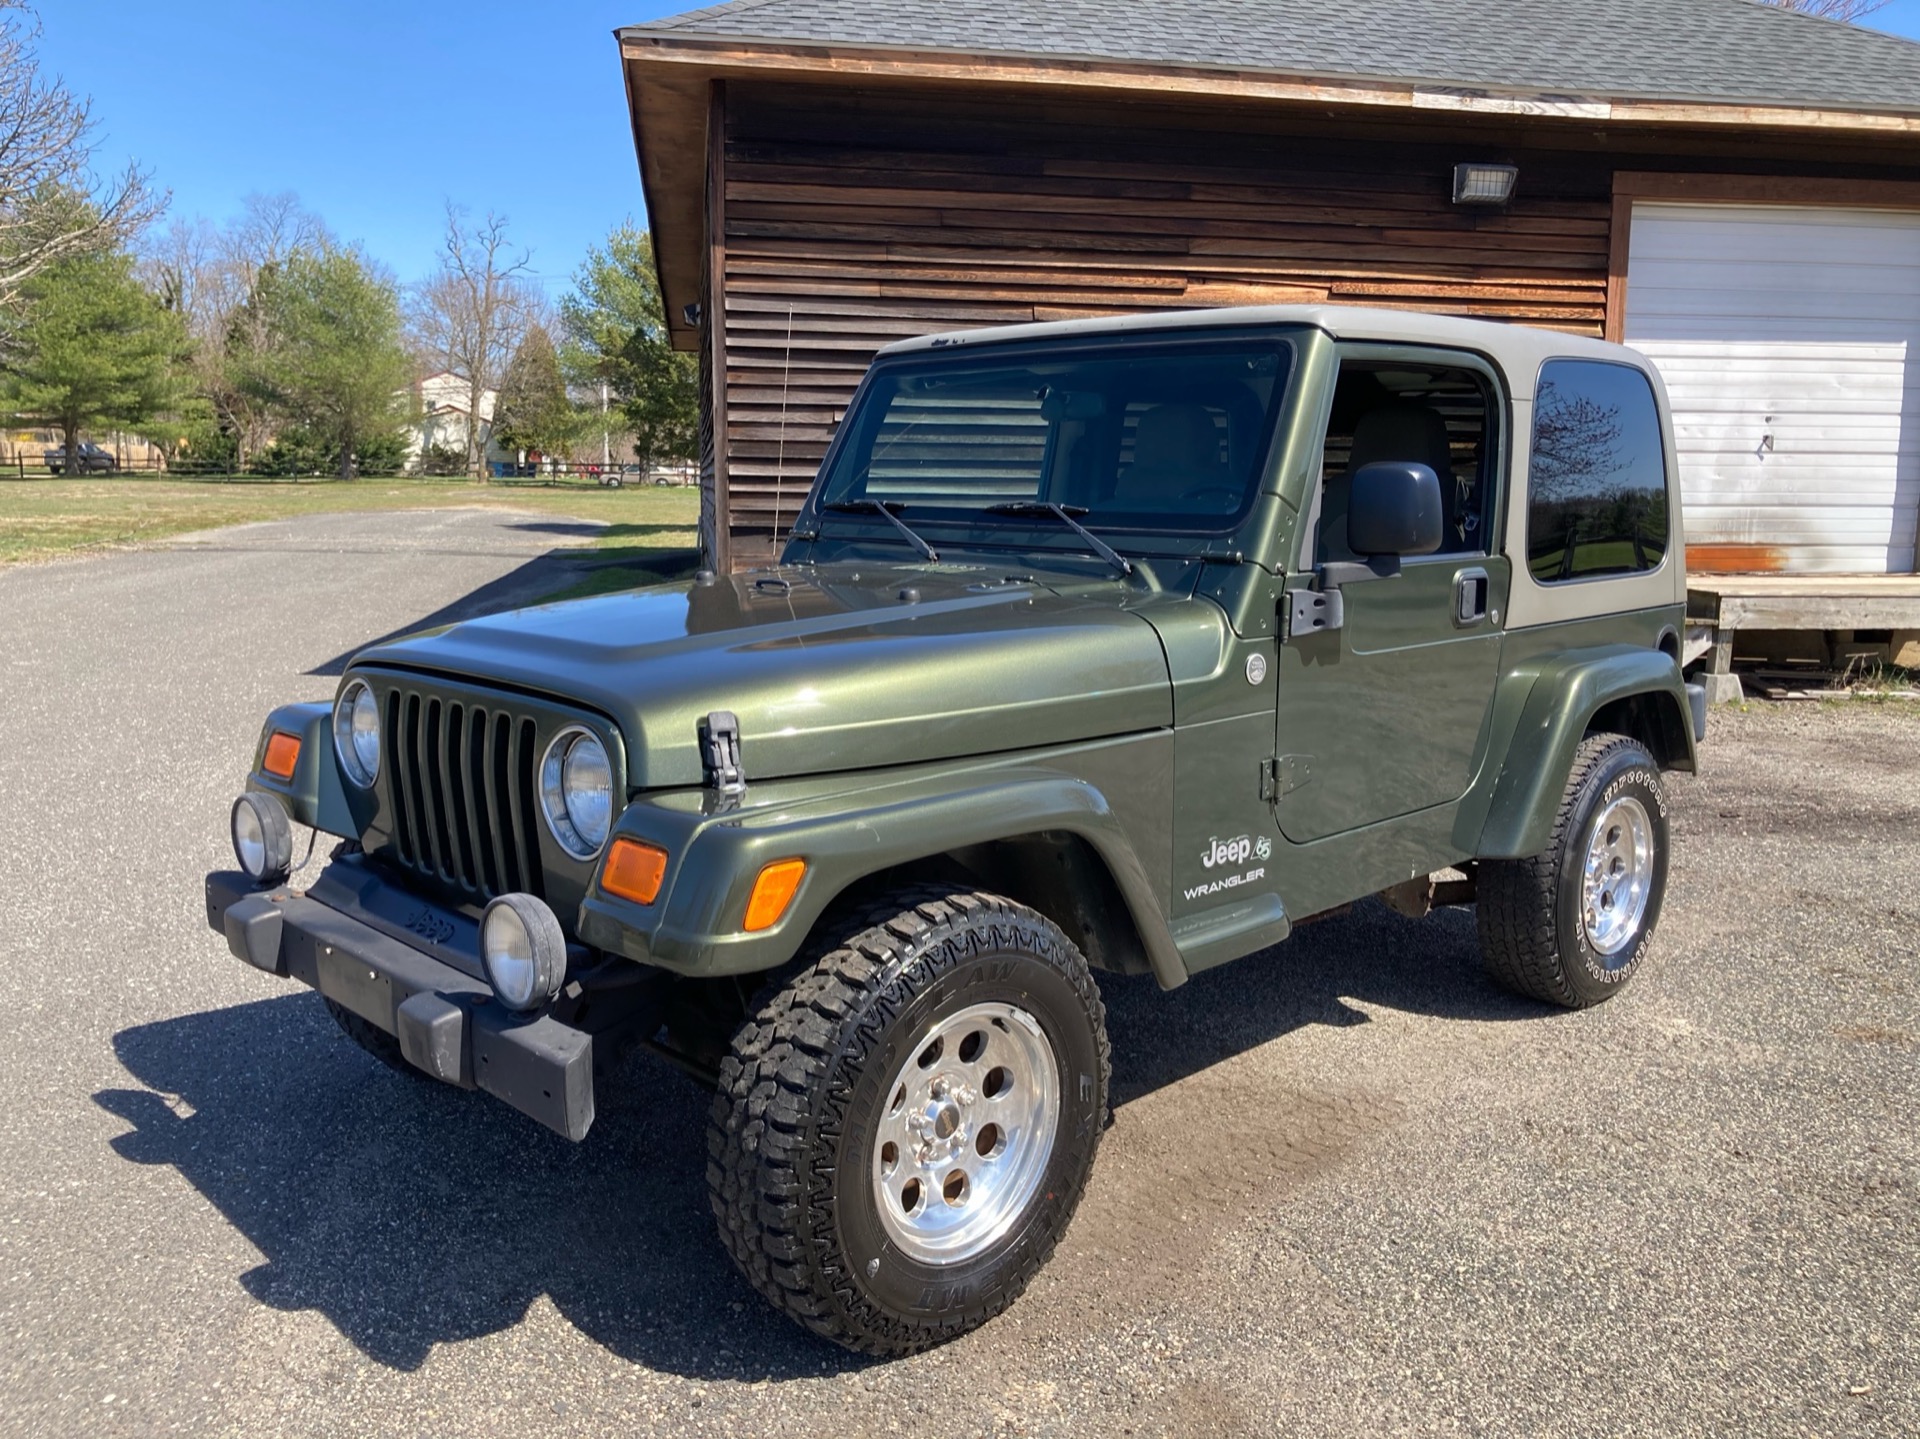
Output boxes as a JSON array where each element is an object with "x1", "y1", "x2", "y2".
[{"x1": 617, "y1": 29, "x2": 1920, "y2": 353}]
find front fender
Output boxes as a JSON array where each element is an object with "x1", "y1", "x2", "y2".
[
  {"x1": 1475, "y1": 645, "x2": 1694, "y2": 859},
  {"x1": 244, "y1": 702, "x2": 360, "y2": 838},
  {"x1": 576, "y1": 759, "x2": 1185, "y2": 987}
]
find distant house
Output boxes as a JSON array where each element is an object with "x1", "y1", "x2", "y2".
[
  {"x1": 403, "y1": 371, "x2": 501, "y2": 471},
  {"x1": 620, "y1": 0, "x2": 1920, "y2": 591}
]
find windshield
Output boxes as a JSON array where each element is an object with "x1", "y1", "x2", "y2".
[{"x1": 814, "y1": 331, "x2": 1296, "y2": 535}]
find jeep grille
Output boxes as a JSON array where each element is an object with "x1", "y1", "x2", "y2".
[{"x1": 381, "y1": 687, "x2": 545, "y2": 902}]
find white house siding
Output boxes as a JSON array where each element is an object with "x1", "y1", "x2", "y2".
[{"x1": 1624, "y1": 202, "x2": 1920, "y2": 574}]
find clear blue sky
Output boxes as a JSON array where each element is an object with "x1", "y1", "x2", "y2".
[
  {"x1": 39, "y1": 0, "x2": 1920, "y2": 294},
  {"x1": 40, "y1": 1, "x2": 692, "y2": 295}
]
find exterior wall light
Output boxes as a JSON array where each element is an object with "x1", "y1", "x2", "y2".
[{"x1": 1452, "y1": 163, "x2": 1519, "y2": 206}]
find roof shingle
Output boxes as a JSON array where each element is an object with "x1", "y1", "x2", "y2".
[{"x1": 628, "y1": 0, "x2": 1920, "y2": 114}]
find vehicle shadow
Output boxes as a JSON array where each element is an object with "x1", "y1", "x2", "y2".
[{"x1": 98, "y1": 901, "x2": 1538, "y2": 1376}]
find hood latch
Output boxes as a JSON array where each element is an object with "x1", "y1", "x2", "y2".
[{"x1": 700, "y1": 710, "x2": 746, "y2": 797}]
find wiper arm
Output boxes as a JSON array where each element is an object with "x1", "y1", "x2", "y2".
[
  {"x1": 822, "y1": 500, "x2": 939, "y2": 562},
  {"x1": 985, "y1": 501, "x2": 1134, "y2": 577}
]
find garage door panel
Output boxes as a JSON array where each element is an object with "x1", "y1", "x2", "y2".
[{"x1": 1626, "y1": 202, "x2": 1920, "y2": 573}]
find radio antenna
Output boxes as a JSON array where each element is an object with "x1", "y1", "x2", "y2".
[{"x1": 773, "y1": 303, "x2": 794, "y2": 552}]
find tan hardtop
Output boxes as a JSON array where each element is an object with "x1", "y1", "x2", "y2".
[{"x1": 877, "y1": 304, "x2": 1647, "y2": 403}]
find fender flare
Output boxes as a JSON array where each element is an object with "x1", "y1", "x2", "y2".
[
  {"x1": 244, "y1": 702, "x2": 363, "y2": 838},
  {"x1": 1474, "y1": 645, "x2": 1694, "y2": 860},
  {"x1": 577, "y1": 769, "x2": 1187, "y2": 987}
]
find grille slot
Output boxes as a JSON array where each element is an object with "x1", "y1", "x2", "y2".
[{"x1": 381, "y1": 686, "x2": 543, "y2": 901}]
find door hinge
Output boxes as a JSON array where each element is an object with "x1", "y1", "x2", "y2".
[
  {"x1": 1283, "y1": 585, "x2": 1343, "y2": 640},
  {"x1": 1261, "y1": 755, "x2": 1312, "y2": 801}
]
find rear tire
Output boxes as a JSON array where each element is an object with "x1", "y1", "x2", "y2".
[
  {"x1": 322, "y1": 996, "x2": 418, "y2": 1077},
  {"x1": 1477, "y1": 732, "x2": 1670, "y2": 1008},
  {"x1": 708, "y1": 887, "x2": 1109, "y2": 1355}
]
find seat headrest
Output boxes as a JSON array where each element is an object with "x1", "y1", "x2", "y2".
[
  {"x1": 1349, "y1": 402, "x2": 1453, "y2": 480},
  {"x1": 1116, "y1": 403, "x2": 1223, "y2": 502}
]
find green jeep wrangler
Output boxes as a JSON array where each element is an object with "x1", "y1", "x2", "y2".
[{"x1": 207, "y1": 305, "x2": 1703, "y2": 1355}]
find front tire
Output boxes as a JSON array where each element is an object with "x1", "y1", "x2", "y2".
[
  {"x1": 321, "y1": 996, "x2": 420, "y2": 1077},
  {"x1": 708, "y1": 888, "x2": 1109, "y2": 1355},
  {"x1": 1477, "y1": 732, "x2": 1670, "y2": 1008}
]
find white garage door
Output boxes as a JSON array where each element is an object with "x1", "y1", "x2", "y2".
[{"x1": 1625, "y1": 202, "x2": 1920, "y2": 574}]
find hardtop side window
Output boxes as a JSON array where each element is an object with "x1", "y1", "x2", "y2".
[
  {"x1": 1314, "y1": 358, "x2": 1497, "y2": 565},
  {"x1": 1526, "y1": 359, "x2": 1670, "y2": 583},
  {"x1": 817, "y1": 335, "x2": 1294, "y2": 535}
]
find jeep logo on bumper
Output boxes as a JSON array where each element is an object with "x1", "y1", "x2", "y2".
[{"x1": 403, "y1": 907, "x2": 456, "y2": 946}]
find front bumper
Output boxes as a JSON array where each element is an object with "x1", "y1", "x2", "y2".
[{"x1": 204, "y1": 869, "x2": 596, "y2": 1140}]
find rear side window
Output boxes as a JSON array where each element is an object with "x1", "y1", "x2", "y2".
[{"x1": 1527, "y1": 359, "x2": 1670, "y2": 583}]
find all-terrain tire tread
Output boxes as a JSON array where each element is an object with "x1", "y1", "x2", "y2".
[
  {"x1": 1477, "y1": 732, "x2": 1656, "y2": 1009},
  {"x1": 706, "y1": 885, "x2": 1109, "y2": 1356},
  {"x1": 321, "y1": 995, "x2": 418, "y2": 1077}
]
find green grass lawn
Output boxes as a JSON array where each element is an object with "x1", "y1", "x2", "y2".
[{"x1": 0, "y1": 474, "x2": 701, "y2": 568}]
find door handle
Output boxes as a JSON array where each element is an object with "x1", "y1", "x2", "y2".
[{"x1": 1454, "y1": 567, "x2": 1490, "y2": 627}]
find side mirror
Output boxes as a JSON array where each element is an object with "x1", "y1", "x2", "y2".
[{"x1": 1348, "y1": 461, "x2": 1444, "y2": 558}]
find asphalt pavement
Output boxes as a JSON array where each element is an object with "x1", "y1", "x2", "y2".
[{"x1": 0, "y1": 508, "x2": 1913, "y2": 1438}]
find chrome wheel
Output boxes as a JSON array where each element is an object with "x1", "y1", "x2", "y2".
[
  {"x1": 871, "y1": 1001, "x2": 1060, "y2": 1266},
  {"x1": 1582, "y1": 794, "x2": 1654, "y2": 961}
]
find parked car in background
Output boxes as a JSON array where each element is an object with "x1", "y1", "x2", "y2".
[{"x1": 44, "y1": 442, "x2": 119, "y2": 475}]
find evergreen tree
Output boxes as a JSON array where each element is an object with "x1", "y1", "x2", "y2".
[
  {"x1": 238, "y1": 249, "x2": 408, "y2": 479},
  {"x1": 2, "y1": 246, "x2": 184, "y2": 472},
  {"x1": 559, "y1": 226, "x2": 697, "y2": 477},
  {"x1": 492, "y1": 322, "x2": 574, "y2": 462}
]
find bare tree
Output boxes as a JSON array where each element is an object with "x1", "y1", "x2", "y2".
[
  {"x1": 139, "y1": 193, "x2": 334, "y2": 470},
  {"x1": 1760, "y1": 0, "x2": 1892, "y2": 21},
  {"x1": 0, "y1": 1, "x2": 161, "y2": 323},
  {"x1": 409, "y1": 205, "x2": 534, "y2": 478}
]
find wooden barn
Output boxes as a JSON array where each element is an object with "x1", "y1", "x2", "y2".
[{"x1": 618, "y1": 0, "x2": 1920, "y2": 672}]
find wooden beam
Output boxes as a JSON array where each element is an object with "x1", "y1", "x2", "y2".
[
  {"x1": 627, "y1": 61, "x2": 712, "y2": 352},
  {"x1": 1604, "y1": 189, "x2": 1632, "y2": 344},
  {"x1": 707, "y1": 79, "x2": 732, "y2": 576},
  {"x1": 1614, "y1": 171, "x2": 1920, "y2": 208}
]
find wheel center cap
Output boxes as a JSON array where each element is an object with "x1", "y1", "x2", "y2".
[{"x1": 907, "y1": 1074, "x2": 975, "y2": 1164}]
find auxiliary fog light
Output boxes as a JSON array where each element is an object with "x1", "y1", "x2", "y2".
[
  {"x1": 230, "y1": 792, "x2": 294, "y2": 887},
  {"x1": 481, "y1": 893, "x2": 568, "y2": 1012}
]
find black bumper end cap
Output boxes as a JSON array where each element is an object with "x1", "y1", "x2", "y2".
[
  {"x1": 223, "y1": 894, "x2": 288, "y2": 976},
  {"x1": 397, "y1": 992, "x2": 473, "y2": 1087},
  {"x1": 473, "y1": 1009, "x2": 595, "y2": 1142}
]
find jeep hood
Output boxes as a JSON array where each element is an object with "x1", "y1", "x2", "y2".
[{"x1": 355, "y1": 564, "x2": 1174, "y2": 788}]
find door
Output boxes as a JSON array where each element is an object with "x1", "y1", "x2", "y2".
[
  {"x1": 1626, "y1": 201, "x2": 1920, "y2": 574},
  {"x1": 1273, "y1": 350, "x2": 1509, "y2": 845}
]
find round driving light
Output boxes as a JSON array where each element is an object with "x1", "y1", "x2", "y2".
[
  {"x1": 231, "y1": 792, "x2": 294, "y2": 887},
  {"x1": 540, "y1": 727, "x2": 614, "y2": 859},
  {"x1": 333, "y1": 679, "x2": 381, "y2": 788},
  {"x1": 480, "y1": 893, "x2": 568, "y2": 1012}
]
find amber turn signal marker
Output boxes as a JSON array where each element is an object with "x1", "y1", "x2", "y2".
[
  {"x1": 744, "y1": 858, "x2": 807, "y2": 932},
  {"x1": 601, "y1": 838, "x2": 668, "y2": 905},
  {"x1": 262, "y1": 731, "x2": 301, "y2": 780}
]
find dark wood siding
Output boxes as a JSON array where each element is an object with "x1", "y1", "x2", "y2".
[{"x1": 716, "y1": 83, "x2": 1614, "y2": 564}]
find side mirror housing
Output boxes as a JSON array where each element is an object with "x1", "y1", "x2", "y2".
[{"x1": 1348, "y1": 461, "x2": 1444, "y2": 558}]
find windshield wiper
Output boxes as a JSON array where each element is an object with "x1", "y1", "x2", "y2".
[
  {"x1": 984, "y1": 502, "x2": 1134, "y2": 578},
  {"x1": 822, "y1": 500, "x2": 939, "y2": 562}
]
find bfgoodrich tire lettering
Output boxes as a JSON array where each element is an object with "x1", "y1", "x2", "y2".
[
  {"x1": 707, "y1": 888, "x2": 1110, "y2": 1355},
  {"x1": 1477, "y1": 733, "x2": 1670, "y2": 1009}
]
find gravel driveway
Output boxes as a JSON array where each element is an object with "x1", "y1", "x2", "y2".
[{"x1": 0, "y1": 510, "x2": 1914, "y2": 1438}]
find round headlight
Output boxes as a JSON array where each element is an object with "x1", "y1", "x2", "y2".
[
  {"x1": 540, "y1": 727, "x2": 612, "y2": 859},
  {"x1": 333, "y1": 679, "x2": 380, "y2": 788},
  {"x1": 231, "y1": 792, "x2": 294, "y2": 887},
  {"x1": 480, "y1": 893, "x2": 567, "y2": 1012}
]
